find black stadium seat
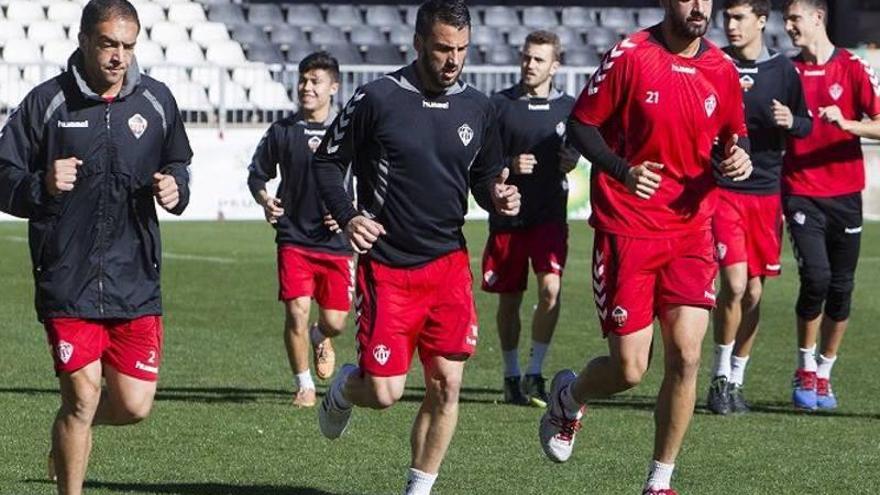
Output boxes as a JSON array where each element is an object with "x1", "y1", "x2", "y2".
[
  {"x1": 208, "y1": 4, "x2": 246, "y2": 26},
  {"x1": 247, "y1": 44, "x2": 285, "y2": 64},
  {"x1": 286, "y1": 4, "x2": 323, "y2": 28},
  {"x1": 365, "y1": 5, "x2": 401, "y2": 28},
  {"x1": 231, "y1": 24, "x2": 269, "y2": 47},
  {"x1": 364, "y1": 44, "x2": 403, "y2": 65},
  {"x1": 326, "y1": 5, "x2": 362, "y2": 29},
  {"x1": 564, "y1": 48, "x2": 600, "y2": 67},
  {"x1": 248, "y1": 4, "x2": 285, "y2": 28},
  {"x1": 485, "y1": 46, "x2": 518, "y2": 65},
  {"x1": 388, "y1": 25, "x2": 413, "y2": 46},
  {"x1": 561, "y1": 7, "x2": 597, "y2": 28},
  {"x1": 324, "y1": 44, "x2": 363, "y2": 64},
  {"x1": 522, "y1": 6, "x2": 558, "y2": 29},
  {"x1": 310, "y1": 26, "x2": 346, "y2": 46},
  {"x1": 287, "y1": 43, "x2": 320, "y2": 64},
  {"x1": 483, "y1": 6, "x2": 519, "y2": 28},
  {"x1": 270, "y1": 25, "x2": 307, "y2": 46},
  {"x1": 350, "y1": 26, "x2": 386, "y2": 47}
]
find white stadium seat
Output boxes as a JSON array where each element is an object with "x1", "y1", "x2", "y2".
[
  {"x1": 205, "y1": 40, "x2": 246, "y2": 67},
  {"x1": 2, "y1": 39, "x2": 43, "y2": 64},
  {"x1": 0, "y1": 20, "x2": 26, "y2": 47},
  {"x1": 23, "y1": 64, "x2": 62, "y2": 84},
  {"x1": 6, "y1": 1, "x2": 46, "y2": 23},
  {"x1": 28, "y1": 20, "x2": 67, "y2": 44},
  {"x1": 0, "y1": 77, "x2": 34, "y2": 107},
  {"x1": 67, "y1": 21, "x2": 79, "y2": 41},
  {"x1": 135, "y1": 3, "x2": 165, "y2": 28},
  {"x1": 248, "y1": 80, "x2": 295, "y2": 110},
  {"x1": 153, "y1": 0, "x2": 191, "y2": 8},
  {"x1": 47, "y1": 1, "x2": 81, "y2": 27},
  {"x1": 42, "y1": 39, "x2": 77, "y2": 66},
  {"x1": 135, "y1": 40, "x2": 165, "y2": 67},
  {"x1": 150, "y1": 21, "x2": 189, "y2": 48},
  {"x1": 167, "y1": 2, "x2": 206, "y2": 29},
  {"x1": 165, "y1": 80, "x2": 213, "y2": 112},
  {"x1": 231, "y1": 65, "x2": 272, "y2": 89},
  {"x1": 164, "y1": 40, "x2": 204, "y2": 65},
  {"x1": 191, "y1": 66, "x2": 230, "y2": 88},
  {"x1": 208, "y1": 80, "x2": 252, "y2": 109},
  {"x1": 190, "y1": 21, "x2": 229, "y2": 48},
  {"x1": 149, "y1": 65, "x2": 190, "y2": 85}
]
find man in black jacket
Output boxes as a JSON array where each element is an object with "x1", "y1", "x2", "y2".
[{"x1": 0, "y1": 1, "x2": 191, "y2": 493}]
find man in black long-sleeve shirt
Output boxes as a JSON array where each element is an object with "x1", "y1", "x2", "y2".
[
  {"x1": 706, "y1": 0, "x2": 812, "y2": 416},
  {"x1": 247, "y1": 52, "x2": 353, "y2": 409},
  {"x1": 312, "y1": 1, "x2": 520, "y2": 493},
  {"x1": 481, "y1": 30, "x2": 579, "y2": 407}
]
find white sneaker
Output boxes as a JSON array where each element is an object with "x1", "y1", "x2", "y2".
[
  {"x1": 539, "y1": 369, "x2": 583, "y2": 463},
  {"x1": 318, "y1": 363, "x2": 357, "y2": 439}
]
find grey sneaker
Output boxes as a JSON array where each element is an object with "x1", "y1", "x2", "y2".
[
  {"x1": 706, "y1": 375, "x2": 731, "y2": 415},
  {"x1": 318, "y1": 364, "x2": 357, "y2": 439},
  {"x1": 522, "y1": 373, "x2": 548, "y2": 408},
  {"x1": 503, "y1": 376, "x2": 529, "y2": 405},
  {"x1": 729, "y1": 384, "x2": 750, "y2": 414}
]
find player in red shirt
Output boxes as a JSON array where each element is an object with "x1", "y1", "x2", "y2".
[
  {"x1": 782, "y1": 0, "x2": 880, "y2": 410},
  {"x1": 538, "y1": 1, "x2": 752, "y2": 493}
]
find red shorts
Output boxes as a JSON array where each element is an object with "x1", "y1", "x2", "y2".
[
  {"x1": 356, "y1": 250, "x2": 479, "y2": 377},
  {"x1": 277, "y1": 244, "x2": 354, "y2": 311},
  {"x1": 44, "y1": 316, "x2": 163, "y2": 381},
  {"x1": 481, "y1": 222, "x2": 568, "y2": 293},
  {"x1": 592, "y1": 230, "x2": 717, "y2": 336},
  {"x1": 712, "y1": 189, "x2": 783, "y2": 278}
]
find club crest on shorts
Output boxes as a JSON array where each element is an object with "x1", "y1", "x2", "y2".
[
  {"x1": 793, "y1": 211, "x2": 807, "y2": 225},
  {"x1": 128, "y1": 113, "x2": 148, "y2": 139},
  {"x1": 704, "y1": 94, "x2": 717, "y2": 117},
  {"x1": 829, "y1": 83, "x2": 844, "y2": 101},
  {"x1": 56, "y1": 340, "x2": 73, "y2": 364},
  {"x1": 458, "y1": 123, "x2": 473, "y2": 146},
  {"x1": 483, "y1": 270, "x2": 498, "y2": 287},
  {"x1": 308, "y1": 136, "x2": 322, "y2": 152},
  {"x1": 373, "y1": 344, "x2": 390, "y2": 366},
  {"x1": 466, "y1": 324, "x2": 479, "y2": 346},
  {"x1": 716, "y1": 242, "x2": 727, "y2": 261},
  {"x1": 612, "y1": 306, "x2": 628, "y2": 327}
]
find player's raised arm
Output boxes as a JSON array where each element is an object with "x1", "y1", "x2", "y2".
[{"x1": 0, "y1": 95, "x2": 50, "y2": 218}]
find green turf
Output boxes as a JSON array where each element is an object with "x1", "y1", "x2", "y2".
[{"x1": 1, "y1": 220, "x2": 878, "y2": 495}]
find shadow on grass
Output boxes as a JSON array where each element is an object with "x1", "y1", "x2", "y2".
[{"x1": 25, "y1": 479, "x2": 345, "y2": 494}]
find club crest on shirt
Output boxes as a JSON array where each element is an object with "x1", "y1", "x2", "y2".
[
  {"x1": 556, "y1": 121, "x2": 566, "y2": 137},
  {"x1": 458, "y1": 123, "x2": 473, "y2": 146},
  {"x1": 739, "y1": 75, "x2": 755, "y2": 92},
  {"x1": 829, "y1": 83, "x2": 844, "y2": 101},
  {"x1": 793, "y1": 211, "x2": 807, "y2": 225},
  {"x1": 56, "y1": 340, "x2": 74, "y2": 364},
  {"x1": 308, "y1": 136, "x2": 322, "y2": 152},
  {"x1": 704, "y1": 94, "x2": 717, "y2": 117},
  {"x1": 373, "y1": 344, "x2": 390, "y2": 365},
  {"x1": 128, "y1": 113, "x2": 147, "y2": 139}
]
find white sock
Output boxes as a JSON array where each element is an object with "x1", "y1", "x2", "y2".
[
  {"x1": 729, "y1": 355, "x2": 750, "y2": 386},
  {"x1": 404, "y1": 468, "x2": 437, "y2": 495},
  {"x1": 296, "y1": 370, "x2": 315, "y2": 391},
  {"x1": 559, "y1": 383, "x2": 582, "y2": 419},
  {"x1": 798, "y1": 345, "x2": 817, "y2": 372},
  {"x1": 712, "y1": 342, "x2": 734, "y2": 379},
  {"x1": 330, "y1": 369, "x2": 353, "y2": 409},
  {"x1": 644, "y1": 460, "x2": 675, "y2": 491},
  {"x1": 503, "y1": 349, "x2": 520, "y2": 378},
  {"x1": 816, "y1": 354, "x2": 837, "y2": 380},
  {"x1": 526, "y1": 341, "x2": 549, "y2": 376},
  {"x1": 309, "y1": 323, "x2": 325, "y2": 346}
]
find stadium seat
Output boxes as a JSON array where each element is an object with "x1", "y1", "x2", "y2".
[
  {"x1": 46, "y1": 1, "x2": 81, "y2": 27},
  {"x1": 637, "y1": 8, "x2": 664, "y2": 28},
  {"x1": 67, "y1": 21, "x2": 79, "y2": 41},
  {"x1": 483, "y1": 6, "x2": 519, "y2": 28},
  {"x1": 765, "y1": 14, "x2": 787, "y2": 37},
  {"x1": 27, "y1": 20, "x2": 67, "y2": 44},
  {"x1": 402, "y1": 46, "x2": 416, "y2": 63},
  {"x1": 404, "y1": 6, "x2": 418, "y2": 26},
  {"x1": 563, "y1": 48, "x2": 600, "y2": 67},
  {"x1": 387, "y1": 25, "x2": 413, "y2": 47},
  {"x1": 248, "y1": 80, "x2": 295, "y2": 110},
  {"x1": 207, "y1": 3, "x2": 246, "y2": 26},
  {"x1": 286, "y1": 43, "x2": 319, "y2": 64},
  {"x1": 309, "y1": 26, "x2": 346, "y2": 46},
  {"x1": 507, "y1": 26, "x2": 531, "y2": 48},
  {"x1": 269, "y1": 25, "x2": 306, "y2": 47},
  {"x1": 6, "y1": 1, "x2": 46, "y2": 23},
  {"x1": 324, "y1": 44, "x2": 362, "y2": 65},
  {"x1": 150, "y1": 21, "x2": 189, "y2": 48},
  {"x1": 231, "y1": 65, "x2": 272, "y2": 89},
  {"x1": 22, "y1": 64, "x2": 61, "y2": 85},
  {"x1": 364, "y1": 44, "x2": 402, "y2": 65},
  {"x1": 167, "y1": 3, "x2": 207, "y2": 29},
  {"x1": 2, "y1": 39, "x2": 42, "y2": 64},
  {"x1": 561, "y1": 7, "x2": 597, "y2": 28},
  {"x1": 599, "y1": 8, "x2": 635, "y2": 32},
  {"x1": 166, "y1": 80, "x2": 213, "y2": 112},
  {"x1": 206, "y1": 39, "x2": 247, "y2": 67},
  {"x1": 522, "y1": 6, "x2": 558, "y2": 29},
  {"x1": 365, "y1": 5, "x2": 400, "y2": 28},
  {"x1": 466, "y1": 47, "x2": 484, "y2": 65},
  {"x1": 587, "y1": 27, "x2": 618, "y2": 52},
  {"x1": 0, "y1": 20, "x2": 25, "y2": 47},
  {"x1": 208, "y1": 80, "x2": 252, "y2": 110},
  {"x1": 705, "y1": 29, "x2": 728, "y2": 47},
  {"x1": 485, "y1": 46, "x2": 518, "y2": 65},
  {"x1": 135, "y1": 40, "x2": 166, "y2": 67},
  {"x1": 556, "y1": 27, "x2": 584, "y2": 47},
  {"x1": 191, "y1": 21, "x2": 229, "y2": 48},
  {"x1": 471, "y1": 26, "x2": 502, "y2": 49},
  {"x1": 286, "y1": 4, "x2": 323, "y2": 28},
  {"x1": 164, "y1": 40, "x2": 204, "y2": 65},
  {"x1": 0, "y1": 77, "x2": 34, "y2": 107},
  {"x1": 191, "y1": 0, "x2": 229, "y2": 6},
  {"x1": 350, "y1": 26, "x2": 386, "y2": 47},
  {"x1": 247, "y1": 44, "x2": 284, "y2": 64},
  {"x1": 231, "y1": 24, "x2": 268, "y2": 48},
  {"x1": 153, "y1": 0, "x2": 190, "y2": 8},
  {"x1": 135, "y1": 3, "x2": 166, "y2": 28},
  {"x1": 191, "y1": 65, "x2": 229, "y2": 88},
  {"x1": 326, "y1": 5, "x2": 362, "y2": 29},
  {"x1": 42, "y1": 39, "x2": 77, "y2": 66},
  {"x1": 148, "y1": 65, "x2": 190, "y2": 86},
  {"x1": 248, "y1": 3, "x2": 284, "y2": 28}
]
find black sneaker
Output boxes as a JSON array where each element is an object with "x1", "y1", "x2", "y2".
[
  {"x1": 503, "y1": 376, "x2": 529, "y2": 405},
  {"x1": 729, "y1": 384, "x2": 750, "y2": 414},
  {"x1": 706, "y1": 375, "x2": 731, "y2": 415},
  {"x1": 522, "y1": 374, "x2": 549, "y2": 407}
]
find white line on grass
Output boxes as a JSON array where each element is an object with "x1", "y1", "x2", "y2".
[
  {"x1": 2, "y1": 235, "x2": 27, "y2": 243},
  {"x1": 163, "y1": 252, "x2": 236, "y2": 264}
]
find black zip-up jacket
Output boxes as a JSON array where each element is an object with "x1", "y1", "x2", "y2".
[{"x1": 0, "y1": 51, "x2": 192, "y2": 320}]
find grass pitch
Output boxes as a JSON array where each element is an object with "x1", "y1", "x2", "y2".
[{"x1": 1, "y1": 220, "x2": 878, "y2": 494}]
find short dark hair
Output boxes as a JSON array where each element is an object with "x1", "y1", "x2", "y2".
[
  {"x1": 80, "y1": 0, "x2": 140, "y2": 38},
  {"x1": 524, "y1": 30, "x2": 561, "y2": 61},
  {"x1": 298, "y1": 51, "x2": 340, "y2": 82},
  {"x1": 415, "y1": 0, "x2": 471, "y2": 39},
  {"x1": 723, "y1": 0, "x2": 771, "y2": 20},
  {"x1": 782, "y1": 0, "x2": 828, "y2": 15}
]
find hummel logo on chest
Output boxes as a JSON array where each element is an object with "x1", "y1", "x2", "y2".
[
  {"x1": 303, "y1": 129, "x2": 326, "y2": 136},
  {"x1": 672, "y1": 64, "x2": 696, "y2": 74},
  {"x1": 423, "y1": 100, "x2": 449, "y2": 110},
  {"x1": 58, "y1": 120, "x2": 89, "y2": 128},
  {"x1": 528, "y1": 103, "x2": 550, "y2": 111}
]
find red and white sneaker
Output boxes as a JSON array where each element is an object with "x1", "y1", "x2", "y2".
[
  {"x1": 642, "y1": 489, "x2": 678, "y2": 495},
  {"x1": 538, "y1": 369, "x2": 583, "y2": 463},
  {"x1": 816, "y1": 377, "x2": 838, "y2": 410}
]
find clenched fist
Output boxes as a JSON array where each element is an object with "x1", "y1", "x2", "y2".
[
  {"x1": 153, "y1": 172, "x2": 180, "y2": 211},
  {"x1": 45, "y1": 157, "x2": 83, "y2": 196}
]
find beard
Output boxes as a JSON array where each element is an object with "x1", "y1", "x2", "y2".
[
  {"x1": 671, "y1": 11, "x2": 710, "y2": 40},
  {"x1": 417, "y1": 49, "x2": 461, "y2": 90}
]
